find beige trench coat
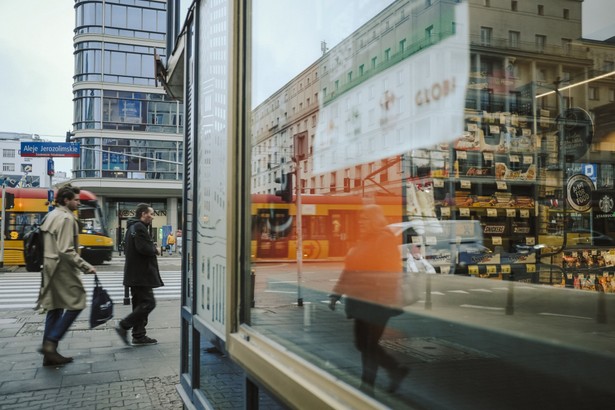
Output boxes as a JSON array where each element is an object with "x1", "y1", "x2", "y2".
[{"x1": 35, "y1": 206, "x2": 94, "y2": 311}]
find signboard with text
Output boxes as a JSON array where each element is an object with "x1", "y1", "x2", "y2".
[{"x1": 20, "y1": 142, "x2": 81, "y2": 158}]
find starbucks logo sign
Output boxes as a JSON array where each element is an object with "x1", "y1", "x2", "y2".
[
  {"x1": 567, "y1": 174, "x2": 594, "y2": 212},
  {"x1": 599, "y1": 195, "x2": 614, "y2": 213}
]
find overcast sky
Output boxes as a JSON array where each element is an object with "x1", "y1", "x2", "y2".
[{"x1": 0, "y1": 0, "x2": 612, "y2": 175}]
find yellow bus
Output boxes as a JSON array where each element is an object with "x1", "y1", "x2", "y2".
[{"x1": 2, "y1": 187, "x2": 113, "y2": 266}]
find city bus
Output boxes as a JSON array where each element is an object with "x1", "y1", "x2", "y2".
[{"x1": 1, "y1": 187, "x2": 113, "y2": 266}]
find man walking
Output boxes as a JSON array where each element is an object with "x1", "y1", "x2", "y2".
[
  {"x1": 36, "y1": 184, "x2": 96, "y2": 366},
  {"x1": 115, "y1": 203, "x2": 164, "y2": 345}
]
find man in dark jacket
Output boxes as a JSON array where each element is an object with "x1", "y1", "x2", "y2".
[{"x1": 115, "y1": 203, "x2": 164, "y2": 345}]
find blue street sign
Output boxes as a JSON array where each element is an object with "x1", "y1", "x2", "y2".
[
  {"x1": 47, "y1": 158, "x2": 55, "y2": 176},
  {"x1": 20, "y1": 142, "x2": 80, "y2": 158}
]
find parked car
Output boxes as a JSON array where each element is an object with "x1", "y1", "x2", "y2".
[
  {"x1": 388, "y1": 220, "x2": 487, "y2": 274},
  {"x1": 567, "y1": 228, "x2": 615, "y2": 246}
]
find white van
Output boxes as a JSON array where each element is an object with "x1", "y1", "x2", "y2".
[{"x1": 388, "y1": 220, "x2": 487, "y2": 274}]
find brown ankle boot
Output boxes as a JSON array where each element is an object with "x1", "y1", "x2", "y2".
[{"x1": 42, "y1": 340, "x2": 73, "y2": 366}]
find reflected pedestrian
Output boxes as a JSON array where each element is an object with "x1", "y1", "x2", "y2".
[
  {"x1": 329, "y1": 204, "x2": 409, "y2": 395},
  {"x1": 115, "y1": 203, "x2": 164, "y2": 346},
  {"x1": 36, "y1": 184, "x2": 96, "y2": 366}
]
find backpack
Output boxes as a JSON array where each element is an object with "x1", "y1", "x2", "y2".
[{"x1": 23, "y1": 225, "x2": 44, "y2": 272}]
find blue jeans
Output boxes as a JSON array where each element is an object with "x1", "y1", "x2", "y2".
[{"x1": 44, "y1": 309, "x2": 82, "y2": 343}]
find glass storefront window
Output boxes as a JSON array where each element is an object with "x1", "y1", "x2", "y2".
[{"x1": 243, "y1": 0, "x2": 615, "y2": 407}]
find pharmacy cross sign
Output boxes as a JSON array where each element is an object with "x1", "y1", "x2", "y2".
[{"x1": 20, "y1": 142, "x2": 81, "y2": 158}]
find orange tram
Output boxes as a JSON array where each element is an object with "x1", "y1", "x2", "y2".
[{"x1": 251, "y1": 194, "x2": 403, "y2": 260}]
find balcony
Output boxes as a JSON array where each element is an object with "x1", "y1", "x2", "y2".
[{"x1": 470, "y1": 35, "x2": 589, "y2": 60}]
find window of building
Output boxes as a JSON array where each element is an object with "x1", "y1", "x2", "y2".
[
  {"x1": 2, "y1": 163, "x2": 15, "y2": 172},
  {"x1": 384, "y1": 48, "x2": 391, "y2": 61},
  {"x1": 371, "y1": 56, "x2": 377, "y2": 69},
  {"x1": 3, "y1": 149, "x2": 15, "y2": 158},
  {"x1": 604, "y1": 61, "x2": 615, "y2": 71},
  {"x1": 484, "y1": 0, "x2": 490, "y2": 7},
  {"x1": 538, "y1": 5, "x2": 544, "y2": 15},
  {"x1": 609, "y1": 89, "x2": 615, "y2": 102},
  {"x1": 563, "y1": 8, "x2": 569, "y2": 19},
  {"x1": 481, "y1": 27, "x2": 492, "y2": 46},
  {"x1": 425, "y1": 25, "x2": 434, "y2": 41},
  {"x1": 399, "y1": 38, "x2": 406, "y2": 53},
  {"x1": 536, "y1": 35, "x2": 546, "y2": 52},
  {"x1": 589, "y1": 86, "x2": 599, "y2": 100},
  {"x1": 359, "y1": 64, "x2": 365, "y2": 76},
  {"x1": 511, "y1": 1, "x2": 518, "y2": 11},
  {"x1": 562, "y1": 38, "x2": 572, "y2": 55},
  {"x1": 509, "y1": 31, "x2": 520, "y2": 48}
]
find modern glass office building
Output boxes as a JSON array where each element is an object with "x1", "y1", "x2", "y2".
[
  {"x1": 71, "y1": 0, "x2": 183, "y2": 246},
  {"x1": 164, "y1": 0, "x2": 615, "y2": 408}
]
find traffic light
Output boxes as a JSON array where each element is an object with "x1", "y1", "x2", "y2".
[
  {"x1": 275, "y1": 172, "x2": 293, "y2": 203},
  {"x1": 4, "y1": 193, "x2": 14, "y2": 209}
]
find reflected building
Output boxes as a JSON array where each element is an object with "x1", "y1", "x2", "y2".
[{"x1": 70, "y1": 0, "x2": 183, "y2": 247}]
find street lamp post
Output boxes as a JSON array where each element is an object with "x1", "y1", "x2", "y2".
[{"x1": 295, "y1": 160, "x2": 303, "y2": 307}]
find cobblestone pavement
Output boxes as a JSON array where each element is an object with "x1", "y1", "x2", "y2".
[{"x1": 0, "y1": 300, "x2": 183, "y2": 410}]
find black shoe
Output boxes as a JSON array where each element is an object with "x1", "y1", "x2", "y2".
[
  {"x1": 132, "y1": 336, "x2": 158, "y2": 345},
  {"x1": 115, "y1": 324, "x2": 130, "y2": 345},
  {"x1": 388, "y1": 366, "x2": 409, "y2": 393}
]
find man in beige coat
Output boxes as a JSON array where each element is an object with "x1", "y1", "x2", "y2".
[{"x1": 36, "y1": 185, "x2": 96, "y2": 366}]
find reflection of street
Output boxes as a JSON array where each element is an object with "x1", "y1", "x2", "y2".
[
  {"x1": 252, "y1": 262, "x2": 343, "y2": 308},
  {"x1": 252, "y1": 263, "x2": 614, "y2": 336},
  {"x1": 250, "y1": 267, "x2": 615, "y2": 407}
]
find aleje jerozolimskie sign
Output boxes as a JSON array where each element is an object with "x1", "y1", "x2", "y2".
[{"x1": 20, "y1": 142, "x2": 81, "y2": 158}]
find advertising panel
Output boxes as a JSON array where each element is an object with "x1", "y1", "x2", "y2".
[{"x1": 313, "y1": 1, "x2": 469, "y2": 173}]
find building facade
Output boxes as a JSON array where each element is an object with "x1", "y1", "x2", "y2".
[
  {"x1": 0, "y1": 132, "x2": 68, "y2": 188},
  {"x1": 165, "y1": 0, "x2": 615, "y2": 408},
  {"x1": 70, "y1": 0, "x2": 184, "y2": 247}
]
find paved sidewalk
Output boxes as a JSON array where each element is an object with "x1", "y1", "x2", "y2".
[{"x1": 0, "y1": 299, "x2": 183, "y2": 409}]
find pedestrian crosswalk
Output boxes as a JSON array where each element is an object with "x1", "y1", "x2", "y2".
[{"x1": 0, "y1": 271, "x2": 181, "y2": 309}]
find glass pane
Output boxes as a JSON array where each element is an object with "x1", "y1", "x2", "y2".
[{"x1": 248, "y1": 0, "x2": 615, "y2": 407}]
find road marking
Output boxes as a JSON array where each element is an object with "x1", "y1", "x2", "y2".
[
  {"x1": 460, "y1": 304, "x2": 504, "y2": 311},
  {"x1": 264, "y1": 290, "x2": 296, "y2": 294},
  {"x1": 448, "y1": 290, "x2": 469, "y2": 294},
  {"x1": 469, "y1": 288, "x2": 493, "y2": 293},
  {"x1": 431, "y1": 291, "x2": 445, "y2": 295},
  {"x1": 538, "y1": 312, "x2": 592, "y2": 320}
]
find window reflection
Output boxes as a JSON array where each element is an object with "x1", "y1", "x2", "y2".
[{"x1": 248, "y1": 0, "x2": 615, "y2": 407}]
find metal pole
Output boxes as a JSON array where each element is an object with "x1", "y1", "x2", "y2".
[
  {"x1": 296, "y1": 163, "x2": 303, "y2": 307},
  {"x1": 0, "y1": 184, "x2": 5, "y2": 268}
]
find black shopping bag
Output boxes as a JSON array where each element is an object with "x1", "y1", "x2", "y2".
[{"x1": 90, "y1": 274, "x2": 114, "y2": 328}]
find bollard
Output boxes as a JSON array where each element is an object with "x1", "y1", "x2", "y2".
[{"x1": 250, "y1": 269, "x2": 255, "y2": 308}]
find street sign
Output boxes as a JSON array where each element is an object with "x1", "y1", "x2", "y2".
[{"x1": 20, "y1": 142, "x2": 80, "y2": 158}]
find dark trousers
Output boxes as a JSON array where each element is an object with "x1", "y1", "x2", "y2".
[
  {"x1": 121, "y1": 287, "x2": 156, "y2": 339},
  {"x1": 354, "y1": 318, "x2": 398, "y2": 385},
  {"x1": 44, "y1": 309, "x2": 82, "y2": 343}
]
